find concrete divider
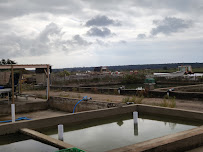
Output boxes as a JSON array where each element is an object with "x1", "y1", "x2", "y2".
[
  {"x1": 1, "y1": 104, "x2": 203, "y2": 135},
  {"x1": 20, "y1": 128, "x2": 74, "y2": 149},
  {"x1": 0, "y1": 104, "x2": 203, "y2": 151},
  {"x1": 137, "y1": 104, "x2": 203, "y2": 121},
  {"x1": 109, "y1": 126, "x2": 203, "y2": 152},
  {"x1": 0, "y1": 102, "x2": 48, "y2": 116},
  {"x1": 0, "y1": 104, "x2": 137, "y2": 135},
  {"x1": 48, "y1": 96, "x2": 111, "y2": 113}
]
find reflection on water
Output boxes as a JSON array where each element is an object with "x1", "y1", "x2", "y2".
[
  {"x1": 0, "y1": 133, "x2": 58, "y2": 152},
  {"x1": 40, "y1": 113, "x2": 201, "y2": 152}
]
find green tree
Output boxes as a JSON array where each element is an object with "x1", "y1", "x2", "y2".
[{"x1": 0, "y1": 59, "x2": 17, "y2": 65}]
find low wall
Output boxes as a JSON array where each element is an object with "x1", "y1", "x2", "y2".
[
  {"x1": 149, "y1": 90, "x2": 203, "y2": 101},
  {"x1": 48, "y1": 96, "x2": 118, "y2": 113},
  {"x1": 1, "y1": 105, "x2": 203, "y2": 135},
  {"x1": 0, "y1": 102, "x2": 48, "y2": 116},
  {"x1": 109, "y1": 126, "x2": 203, "y2": 152},
  {"x1": 0, "y1": 105, "x2": 138, "y2": 135},
  {"x1": 51, "y1": 85, "x2": 139, "y2": 95},
  {"x1": 0, "y1": 104, "x2": 203, "y2": 151}
]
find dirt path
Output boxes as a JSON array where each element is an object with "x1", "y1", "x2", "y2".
[{"x1": 24, "y1": 90, "x2": 203, "y2": 112}]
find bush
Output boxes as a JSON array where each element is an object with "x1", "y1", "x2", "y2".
[
  {"x1": 122, "y1": 74, "x2": 145, "y2": 84},
  {"x1": 160, "y1": 96, "x2": 176, "y2": 108},
  {"x1": 122, "y1": 96, "x2": 144, "y2": 104}
]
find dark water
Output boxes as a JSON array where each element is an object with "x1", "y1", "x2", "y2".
[
  {"x1": 97, "y1": 83, "x2": 180, "y2": 89},
  {"x1": 0, "y1": 133, "x2": 58, "y2": 152},
  {"x1": 40, "y1": 114, "x2": 201, "y2": 152}
]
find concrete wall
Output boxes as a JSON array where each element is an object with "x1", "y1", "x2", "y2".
[
  {"x1": 50, "y1": 86, "x2": 140, "y2": 95},
  {"x1": 48, "y1": 96, "x2": 116, "y2": 113},
  {"x1": 1, "y1": 104, "x2": 203, "y2": 135},
  {"x1": 109, "y1": 126, "x2": 203, "y2": 152},
  {"x1": 0, "y1": 105, "x2": 138, "y2": 135},
  {"x1": 149, "y1": 90, "x2": 203, "y2": 101},
  {"x1": 0, "y1": 104, "x2": 203, "y2": 151},
  {"x1": 0, "y1": 102, "x2": 48, "y2": 116}
]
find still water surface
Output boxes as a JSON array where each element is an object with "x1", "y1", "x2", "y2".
[
  {"x1": 40, "y1": 114, "x2": 201, "y2": 152},
  {"x1": 0, "y1": 133, "x2": 58, "y2": 152}
]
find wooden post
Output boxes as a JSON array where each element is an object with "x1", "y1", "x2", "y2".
[
  {"x1": 47, "y1": 65, "x2": 50, "y2": 100},
  {"x1": 11, "y1": 65, "x2": 14, "y2": 104}
]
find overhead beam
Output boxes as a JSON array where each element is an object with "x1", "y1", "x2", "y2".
[{"x1": 0, "y1": 64, "x2": 49, "y2": 69}]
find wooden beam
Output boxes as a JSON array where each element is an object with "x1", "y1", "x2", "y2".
[
  {"x1": 20, "y1": 128, "x2": 74, "y2": 149},
  {"x1": 0, "y1": 64, "x2": 49, "y2": 69},
  {"x1": 11, "y1": 65, "x2": 14, "y2": 104},
  {"x1": 47, "y1": 65, "x2": 50, "y2": 100}
]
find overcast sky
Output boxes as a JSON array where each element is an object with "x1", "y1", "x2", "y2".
[{"x1": 0, "y1": 0, "x2": 203, "y2": 68}]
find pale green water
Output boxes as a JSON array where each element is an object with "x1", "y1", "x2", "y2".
[
  {"x1": 40, "y1": 114, "x2": 202, "y2": 152},
  {"x1": 0, "y1": 133, "x2": 58, "y2": 152}
]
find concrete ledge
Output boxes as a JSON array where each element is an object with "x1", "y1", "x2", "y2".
[
  {"x1": 20, "y1": 128, "x2": 73, "y2": 149},
  {"x1": 108, "y1": 126, "x2": 203, "y2": 152},
  {"x1": 0, "y1": 104, "x2": 137, "y2": 135},
  {"x1": 48, "y1": 96, "x2": 111, "y2": 113},
  {"x1": 137, "y1": 104, "x2": 203, "y2": 121},
  {"x1": 0, "y1": 102, "x2": 48, "y2": 116}
]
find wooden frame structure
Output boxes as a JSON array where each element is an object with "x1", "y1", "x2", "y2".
[{"x1": 0, "y1": 64, "x2": 50, "y2": 104}]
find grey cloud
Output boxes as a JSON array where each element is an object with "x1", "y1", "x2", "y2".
[
  {"x1": 38, "y1": 23, "x2": 62, "y2": 43},
  {"x1": 151, "y1": 17, "x2": 192, "y2": 36},
  {"x1": 133, "y1": 0, "x2": 203, "y2": 12},
  {"x1": 137, "y1": 34, "x2": 147, "y2": 39},
  {"x1": 0, "y1": 0, "x2": 84, "y2": 20},
  {"x1": 86, "y1": 27, "x2": 114, "y2": 37},
  {"x1": 85, "y1": 15, "x2": 121, "y2": 27},
  {"x1": 64, "y1": 35, "x2": 92, "y2": 49},
  {"x1": 0, "y1": 23, "x2": 92, "y2": 58}
]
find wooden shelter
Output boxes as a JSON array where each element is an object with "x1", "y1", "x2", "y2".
[{"x1": 0, "y1": 64, "x2": 51, "y2": 104}]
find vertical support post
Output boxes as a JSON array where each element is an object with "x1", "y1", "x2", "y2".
[
  {"x1": 11, "y1": 65, "x2": 14, "y2": 104},
  {"x1": 8, "y1": 92, "x2": 9, "y2": 104},
  {"x1": 46, "y1": 65, "x2": 50, "y2": 101},
  {"x1": 58, "y1": 124, "x2": 64, "y2": 141},
  {"x1": 133, "y1": 111, "x2": 138, "y2": 136},
  {"x1": 11, "y1": 65, "x2": 15, "y2": 122},
  {"x1": 11, "y1": 104, "x2": 15, "y2": 122},
  {"x1": 133, "y1": 111, "x2": 138, "y2": 124}
]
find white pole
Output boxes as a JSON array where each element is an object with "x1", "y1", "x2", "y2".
[
  {"x1": 133, "y1": 111, "x2": 138, "y2": 124},
  {"x1": 133, "y1": 111, "x2": 138, "y2": 135},
  {"x1": 11, "y1": 104, "x2": 15, "y2": 123},
  {"x1": 58, "y1": 124, "x2": 64, "y2": 141}
]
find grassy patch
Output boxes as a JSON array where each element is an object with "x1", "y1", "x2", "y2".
[
  {"x1": 160, "y1": 96, "x2": 176, "y2": 108},
  {"x1": 122, "y1": 96, "x2": 144, "y2": 104}
]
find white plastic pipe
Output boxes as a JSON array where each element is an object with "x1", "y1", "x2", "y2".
[
  {"x1": 11, "y1": 104, "x2": 15, "y2": 123},
  {"x1": 133, "y1": 111, "x2": 138, "y2": 124},
  {"x1": 58, "y1": 124, "x2": 64, "y2": 141},
  {"x1": 167, "y1": 92, "x2": 169, "y2": 97}
]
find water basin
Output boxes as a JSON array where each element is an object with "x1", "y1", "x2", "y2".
[{"x1": 39, "y1": 113, "x2": 201, "y2": 152}]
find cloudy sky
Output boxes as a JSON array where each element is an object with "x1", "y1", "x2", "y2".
[{"x1": 0, "y1": 0, "x2": 203, "y2": 68}]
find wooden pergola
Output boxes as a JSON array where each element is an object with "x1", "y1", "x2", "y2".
[{"x1": 0, "y1": 64, "x2": 51, "y2": 104}]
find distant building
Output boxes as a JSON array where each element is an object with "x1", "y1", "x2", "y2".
[
  {"x1": 93, "y1": 66, "x2": 108, "y2": 73},
  {"x1": 178, "y1": 65, "x2": 193, "y2": 74}
]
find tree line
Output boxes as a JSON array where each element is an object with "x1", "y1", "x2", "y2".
[{"x1": 0, "y1": 59, "x2": 17, "y2": 65}]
